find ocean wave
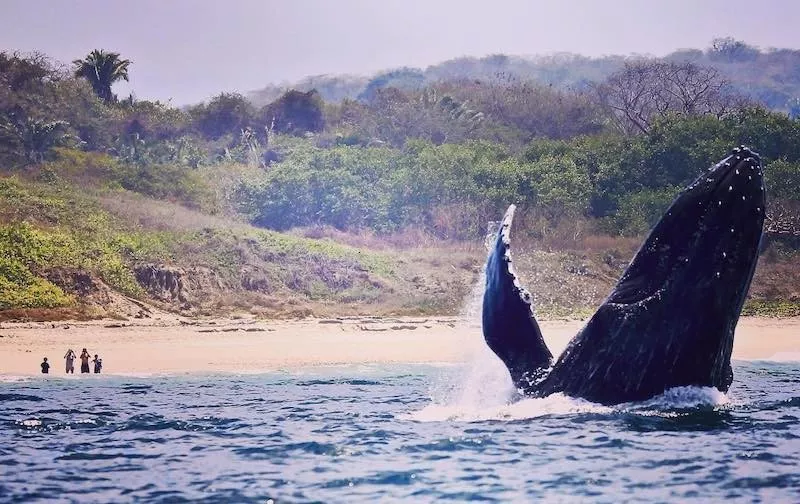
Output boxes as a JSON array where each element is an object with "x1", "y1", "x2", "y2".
[
  {"x1": 0, "y1": 375, "x2": 35, "y2": 383},
  {"x1": 0, "y1": 393, "x2": 45, "y2": 402},
  {"x1": 622, "y1": 386, "x2": 729, "y2": 410},
  {"x1": 1, "y1": 361, "x2": 797, "y2": 502},
  {"x1": 406, "y1": 386, "x2": 729, "y2": 423},
  {"x1": 11, "y1": 417, "x2": 102, "y2": 432},
  {"x1": 403, "y1": 393, "x2": 612, "y2": 422}
]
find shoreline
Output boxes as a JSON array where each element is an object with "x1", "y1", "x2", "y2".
[{"x1": 1, "y1": 316, "x2": 798, "y2": 377}]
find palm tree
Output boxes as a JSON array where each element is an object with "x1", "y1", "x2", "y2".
[{"x1": 73, "y1": 50, "x2": 131, "y2": 103}]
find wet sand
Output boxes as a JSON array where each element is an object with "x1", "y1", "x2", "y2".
[{"x1": 0, "y1": 316, "x2": 798, "y2": 376}]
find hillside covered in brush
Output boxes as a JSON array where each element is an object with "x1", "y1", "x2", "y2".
[{"x1": 0, "y1": 40, "x2": 799, "y2": 320}]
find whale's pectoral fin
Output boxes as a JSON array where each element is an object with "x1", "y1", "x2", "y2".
[{"x1": 482, "y1": 205, "x2": 553, "y2": 392}]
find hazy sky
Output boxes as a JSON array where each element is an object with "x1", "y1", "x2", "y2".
[{"x1": 2, "y1": 0, "x2": 799, "y2": 105}]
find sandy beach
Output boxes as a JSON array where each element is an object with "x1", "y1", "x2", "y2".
[{"x1": 0, "y1": 316, "x2": 798, "y2": 376}]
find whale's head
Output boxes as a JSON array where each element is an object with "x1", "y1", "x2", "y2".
[
  {"x1": 609, "y1": 146, "x2": 765, "y2": 309},
  {"x1": 598, "y1": 146, "x2": 766, "y2": 391}
]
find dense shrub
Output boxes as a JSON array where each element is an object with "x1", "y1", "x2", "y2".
[
  {"x1": 260, "y1": 89, "x2": 325, "y2": 135},
  {"x1": 190, "y1": 93, "x2": 255, "y2": 140},
  {"x1": 765, "y1": 159, "x2": 800, "y2": 200}
]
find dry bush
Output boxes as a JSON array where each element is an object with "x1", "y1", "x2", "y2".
[
  {"x1": 574, "y1": 234, "x2": 641, "y2": 256},
  {"x1": 749, "y1": 257, "x2": 800, "y2": 301},
  {"x1": 508, "y1": 208, "x2": 640, "y2": 257},
  {"x1": 292, "y1": 224, "x2": 480, "y2": 252},
  {"x1": 98, "y1": 191, "x2": 251, "y2": 233}
]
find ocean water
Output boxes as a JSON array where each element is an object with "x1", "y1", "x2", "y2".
[{"x1": 1, "y1": 359, "x2": 799, "y2": 503}]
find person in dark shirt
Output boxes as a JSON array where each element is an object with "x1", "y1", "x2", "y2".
[
  {"x1": 93, "y1": 354, "x2": 102, "y2": 374},
  {"x1": 40, "y1": 357, "x2": 50, "y2": 374},
  {"x1": 79, "y1": 348, "x2": 91, "y2": 373}
]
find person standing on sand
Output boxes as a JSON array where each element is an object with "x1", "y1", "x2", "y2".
[
  {"x1": 79, "y1": 348, "x2": 91, "y2": 374},
  {"x1": 93, "y1": 354, "x2": 102, "y2": 374},
  {"x1": 40, "y1": 357, "x2": 50, "y2": 374},
  {"x1": 64, "y1": 349, "x2": 76, "y2": 374}
]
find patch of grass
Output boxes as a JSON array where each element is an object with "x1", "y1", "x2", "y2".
[
  {"x1": 0, "y1": 262, "x2": 73, "y2": 309},
  {"x1": 45, "y1": 148, "x2": 218, "y2": 212},
  {"x1": 0, "y1": 177, "x2": 181, "y2": 309},
  {"x1": 0, "y1": 221, "x2": 144, "y2": 297},
  {"x1": 254, "y1": 229, "x2": 395, "y2": 277},
  {"x1": 534, "y1": 305, "x2": 596, "y2": 321},
  {"x1": 742, "y1": 299, "x2": 800, "y2": 318},
  {"x1": 4, "y1": 155, "x2": 796, "y2": 320}
]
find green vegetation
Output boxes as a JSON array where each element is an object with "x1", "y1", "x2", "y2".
[
  {"x1": 1, "y1": 42, "x2": 799, "y2": 319},
  {"x1": 0, "y1": 176, "x2": 165, "y2": 307},
  {"x1": 742, "y1": 300, "x2": 800, "y2": 318},
  {"x1": 73, "y1": 50, "x2": 131, "y2": 103},
  {"x1": 0, "y1": 165, "x2": 474, "y2": 319}
]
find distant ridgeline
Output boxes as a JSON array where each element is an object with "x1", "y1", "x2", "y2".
[
  {"x1": 0, "y1": 39, "x2": 799, "y2": 317},
  {"x1": 249, "y1": 38, "x2": 800, "y2": 116}
]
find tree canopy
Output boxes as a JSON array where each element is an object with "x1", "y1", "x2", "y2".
[
  {"x1": 1, "y1": 44, "x2": 799, "y2": 241},
  {"x1": 73, "y1": 49, "x2": 131, "y2": 103}
]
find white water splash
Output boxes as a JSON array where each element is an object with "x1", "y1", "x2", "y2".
[
  {"x1": 0, "y1": 375, "x2": 35, "y2": 383},
  {"x1": 427, "y1": 227, "x2": 519, "y2": 412},
  {"x1": 406, "y1": 393, "x2": 611, "y2": 422},
  {"x1": 623, "y1": 386, "x2": 729, "y2": 411},
  {"x1": 418, "y1": 223, "x2": 607, "y2": 422},
  {"x1": 409, "y1": 385, "x2": 729, "y2": 423}
]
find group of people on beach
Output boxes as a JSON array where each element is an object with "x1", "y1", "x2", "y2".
[{"x1": 40, "y1": 348, "x2": 102, "y2": 374}]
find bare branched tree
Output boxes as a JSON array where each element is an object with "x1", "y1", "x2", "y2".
[
  {"x1": 438, "y1": 76, "x2": 603, "y2": 141},
  {"x1": 595, "y1": 60, "x2": 747, "y2": 135}
]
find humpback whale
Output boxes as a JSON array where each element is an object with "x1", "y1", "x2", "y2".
[{"x1": 482, "y1": 147, "x2": 766, "y2": 405}]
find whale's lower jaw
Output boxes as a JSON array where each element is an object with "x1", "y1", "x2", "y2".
[{"x1": 482, "y1": 147, "x2": 765, "y2": 405}]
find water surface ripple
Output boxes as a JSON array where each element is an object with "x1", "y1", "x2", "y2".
[{"x1": 1, "y1": 361, "x2": 798, "y2": 502}]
